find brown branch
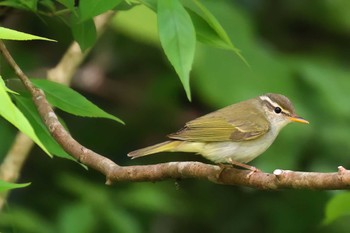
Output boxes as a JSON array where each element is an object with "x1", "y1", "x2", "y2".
[
  {"x1": 0, "y1": 12, "x2": 117, "y2": 210},
  {"x1": 0, "y1": 11, "x2": 116, "y2": 171},
  {"x1": 1, "y1": 38, "x2": 350, "y2": 190},
  {"x1": 107, "y1": 163, "x2": 350, "y2": 190},
  {"x1": 0, "y1": 39, "x2": 119, "y2": 174}
]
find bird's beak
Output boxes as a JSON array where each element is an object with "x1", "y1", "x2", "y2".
[{"x1": 289, "y1": 115, "x2": 309, "y2": 124}]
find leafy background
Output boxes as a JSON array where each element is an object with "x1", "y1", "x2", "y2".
[{"x1": 1, "y1": 0, "x2": 350, "y2": 232}]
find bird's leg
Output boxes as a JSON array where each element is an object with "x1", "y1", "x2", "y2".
[
  {"x1": 226, "y1": 158, "x2": 261, "y2": 178},
  {"x1": 226, "y1": 158, "x2": 260, "y2": 171}
]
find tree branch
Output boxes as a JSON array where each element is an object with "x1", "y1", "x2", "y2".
[
  {"x1": 0, "y1": 39, "x2": 119, "y2": 174},
  {"x1": 1, "y1": 36, "x2": 350, "y2": 190},
  {"x1": 0, "y1": 12, "x2": 117, "y2": 210},
  {"x1": 107, "y1": 162, "x2": 350, "y2": 190}
]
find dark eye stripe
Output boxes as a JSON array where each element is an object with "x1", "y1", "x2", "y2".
[{"x1": 262, "y1": 100, "x2": 291, "y2": 116}]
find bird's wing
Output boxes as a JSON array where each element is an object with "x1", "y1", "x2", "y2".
[{"x1": 168, "y1": 115, "x2": 269, "y2": 142}]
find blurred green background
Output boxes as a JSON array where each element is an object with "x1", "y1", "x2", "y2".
[{"x1": 1, "y1": 0, "x2": 350, "y2": 232}]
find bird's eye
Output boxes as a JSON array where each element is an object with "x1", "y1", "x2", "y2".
[{"x1": 274, "y1": 107, "x2": 282, "y2": 114}]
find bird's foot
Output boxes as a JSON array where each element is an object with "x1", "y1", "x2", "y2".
[
  {"x1": 246, "y1": 167, "x2": 260, "y2": 179},
  {"x1": 226, "y1": 158, "x2": 261, "y2": 178}
]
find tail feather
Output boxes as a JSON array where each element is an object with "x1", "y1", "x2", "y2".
[{"x1": 128, "y1": 140, "x2": 181, "y2": 159}]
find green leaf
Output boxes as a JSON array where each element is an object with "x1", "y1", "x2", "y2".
[
  {"x1": 39, "y1": 0, "x2": 56, "y2": 12},
  {"x1": 140, "y1": 0, "x2": 239, "y2": 52},
  {"x1": 157, "y1": 0, "x2": 196, "y2": 101},
  {"x1": 0, "y1": 0, "x2": 38, "y2": 11},
  {"x1": 0, "y1": 27, "x2": 56, "y2": 41},
  {"x1": 78, "y1": 0, "x2": 123, "y2": 22},
  {"x1": 191, "y1": 0, "x2": 247, "y2": 65},
  {"x1": 71, "y1": 17, "x2": 97, "y2": 51},
  {"x1": 187, "y1": 8, "x2": 232, "y2": 50},
  {"x1": 13, "y1": 95, "x2": 75, "y2": 161},
  {"x1": 19, "y1": 0, "x2": 38, "y2": 11},
  {"x1": 0, "y1": 77, "x2": 50, "y2": 155},
  {"x1": 324, "y1": 192, "x2": 350, "y2": 224},
  {"x1": 0, "y1": 179, "x2": 30, "y2": 192},
  {"x1": 57, "y1": 0, "x2": 75, "y2": 11},
  {"x1": 140, "y1": 0, "x2": 156, "y2": 10},
  {"x1": 0, "y1": 1, "x2": 27, "y2": 10},
  {"x1": 32, "y1": 79, "x2": 124, "y2": 124}
]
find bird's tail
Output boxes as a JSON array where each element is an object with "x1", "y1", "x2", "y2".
[{"x1": 127, "y1": 140, "x2": 182, "y2": 159}]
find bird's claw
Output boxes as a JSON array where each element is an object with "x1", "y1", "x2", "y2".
[
  {"x1": 246, "y1": 166, "x2": 261, "y2": 178},
  {"x1": 225, "y1": 158, "x2": 261, "y2": 178}
]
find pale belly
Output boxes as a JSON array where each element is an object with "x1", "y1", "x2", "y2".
[
  {"x1": 201, "y1": 140, "x2": 273, "y2": 163},
  {"x1": 175, "y1": 130, "x2": 279, "y2": 164}
]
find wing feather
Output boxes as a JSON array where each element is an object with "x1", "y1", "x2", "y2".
[{"x1": 168, "y1": 101, "x2": 270, "y2": 142}]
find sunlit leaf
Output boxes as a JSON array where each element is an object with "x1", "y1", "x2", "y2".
[
  {"x1": 32, "y1": 79, "x2": 124, "y2": 124},
  {"x1": 0, "y1": 77, "x2": 50, "y2": 155},
  {"x1": 0, "y1": 179, "x2": 30, "y2": 192},
  {"x1": 157, "y1": 0, "x2": 195, "y2": 101},
  {"x1": 0, "y1": 27, "x2": 56, "y2": 41},
  {"x1": 324, "y1": 192, "x2": 350, "y2": 224}
]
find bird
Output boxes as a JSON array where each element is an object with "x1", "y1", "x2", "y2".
[{"x1": 128, "y1": 93, "x2": 309, "y2": 169}]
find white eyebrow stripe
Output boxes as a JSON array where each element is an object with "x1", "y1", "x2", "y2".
[{"x1": 259, "y1": 95, "x2": 279, "y2": 107}]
